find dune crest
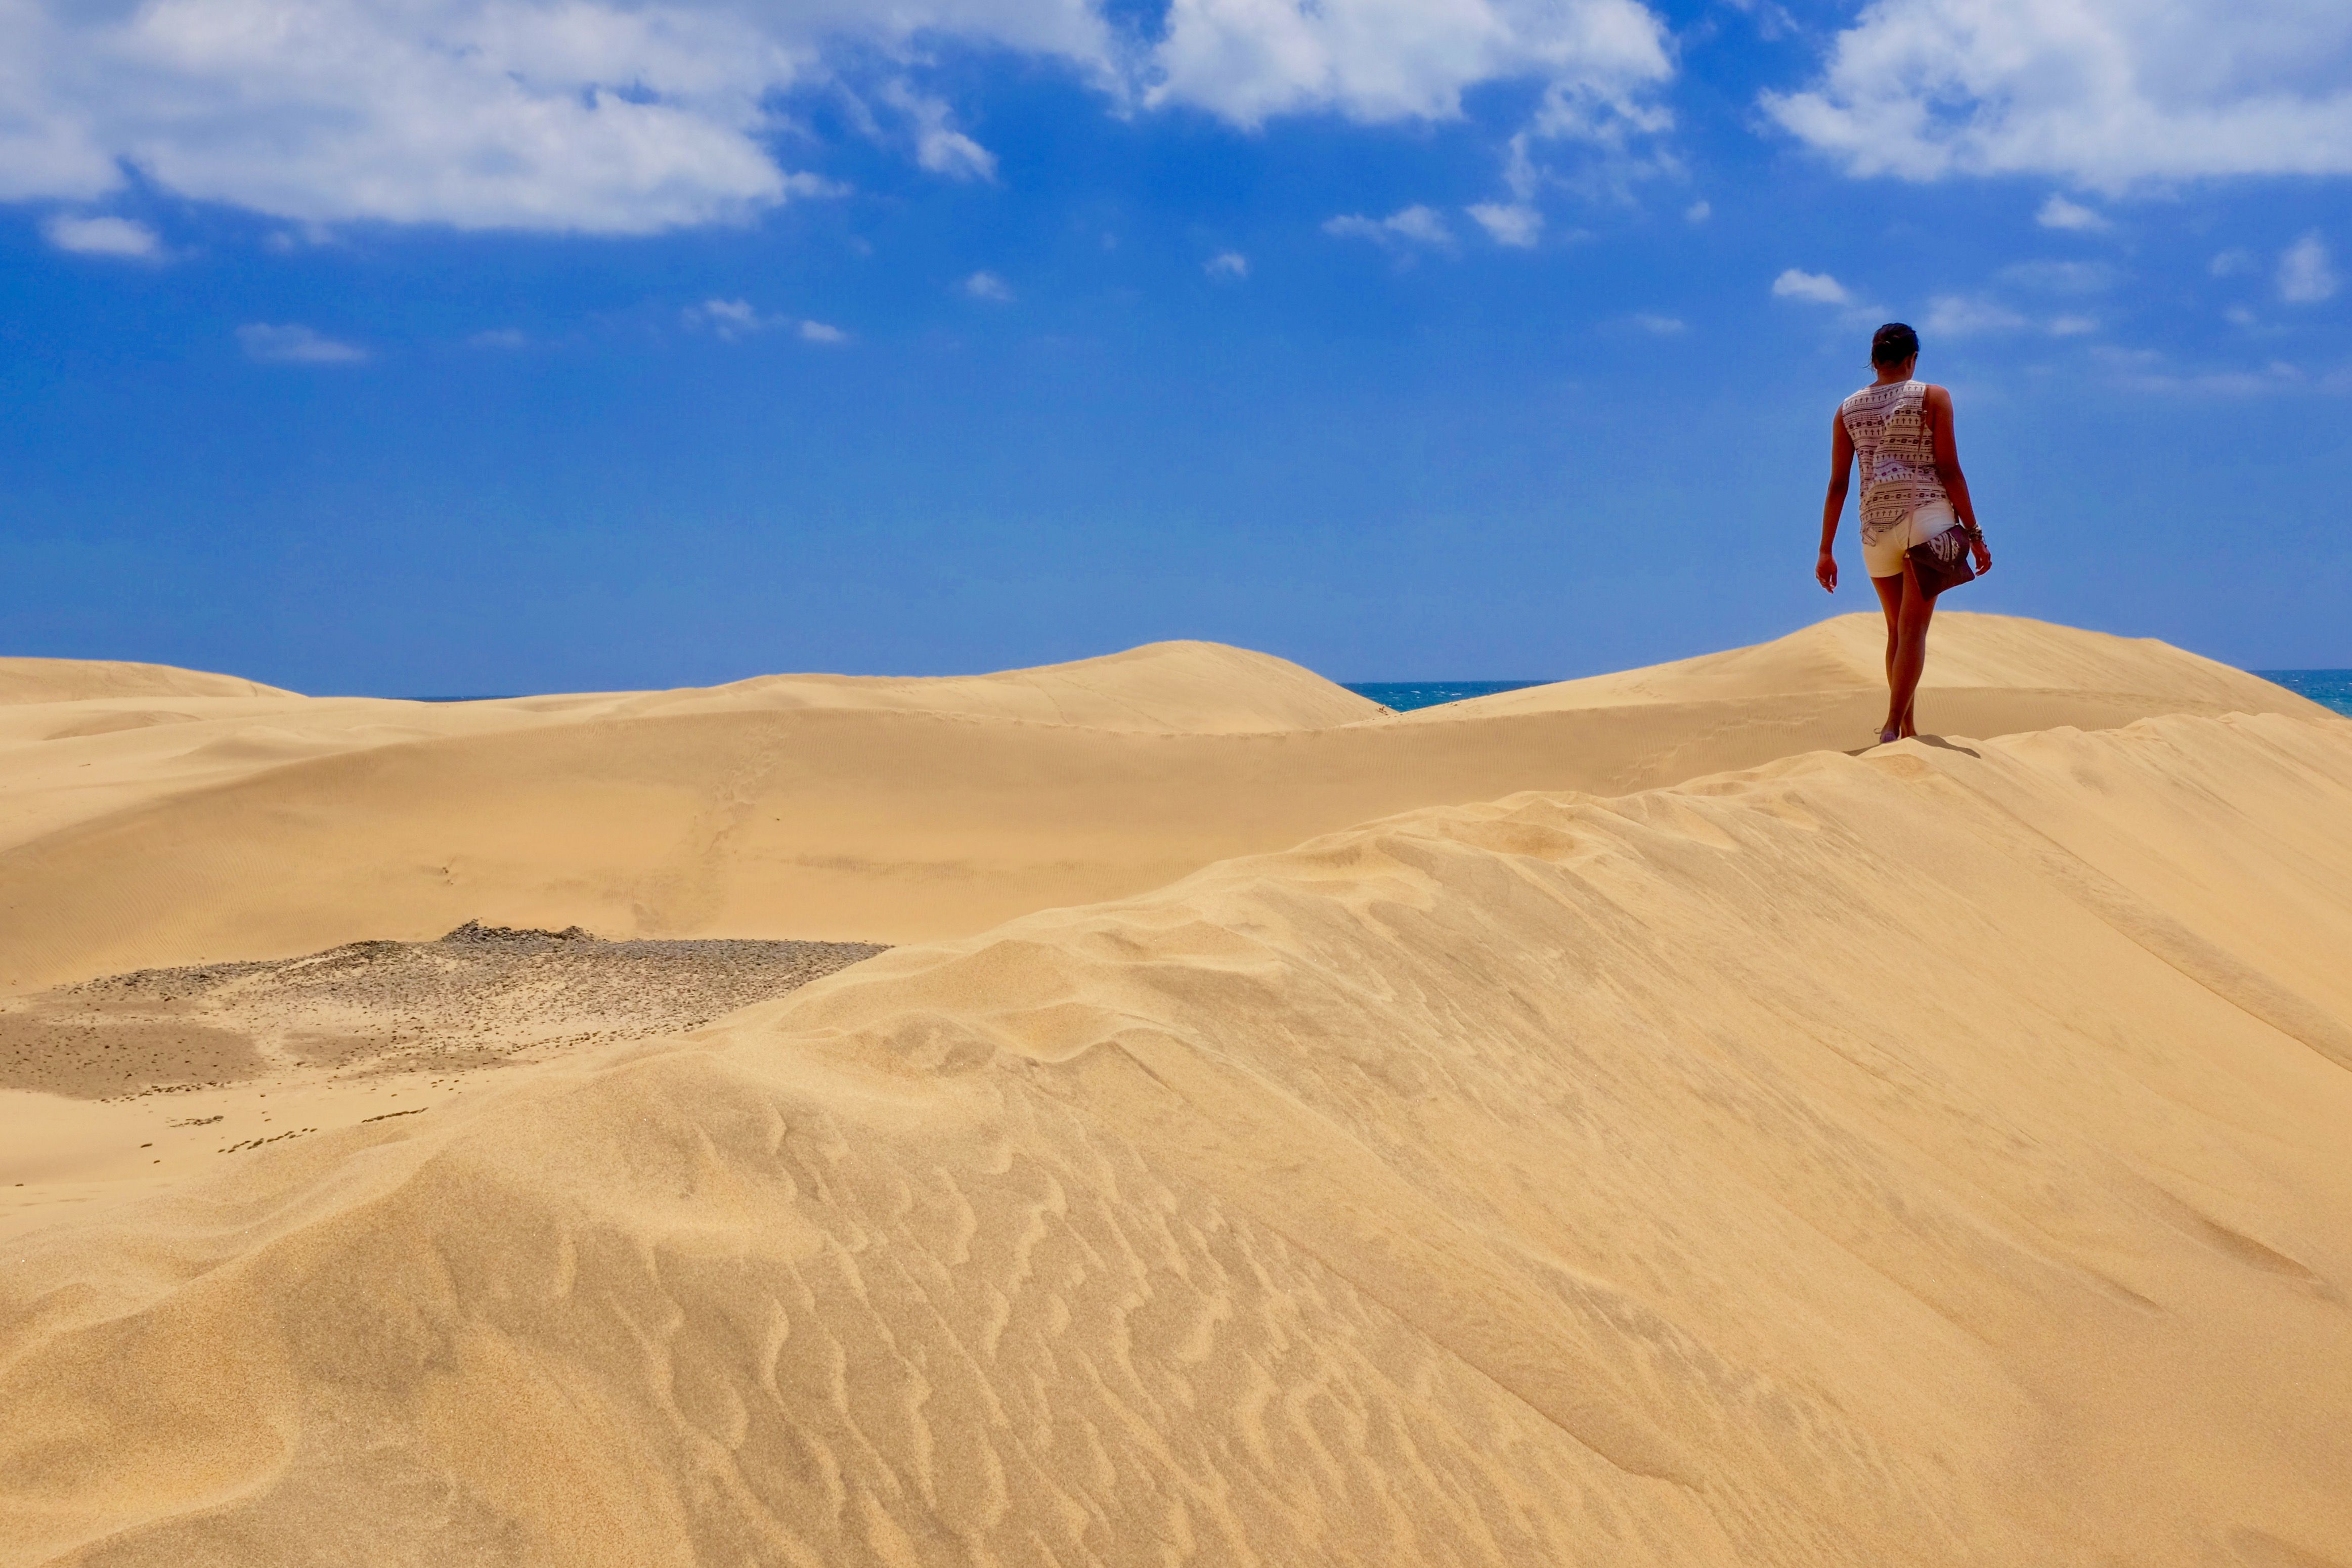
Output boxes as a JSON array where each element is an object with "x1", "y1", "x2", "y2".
[
  {"x1": 0, "y1": 615, "x2": 2330, "y2": 991},
  {"x1": 0, "y1": 657, "x2": 295, "y2": 706},
  {"x1": 4, "y1": 709, "x2": 2350, "y2": 1565},
  {"x1": 1402, "y1": 611, "x2": 2322, "y2": 719},
  {"x1": 630, "y1": 639, "x2": 1387, "y2": 732}
]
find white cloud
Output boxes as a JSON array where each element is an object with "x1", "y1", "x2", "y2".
[
  {"x1": 0, "y1": 0, "x2": 1679, "y2": 234},
  {"x1": 1765, "y1": 0, "x2": 2352, "y2": 187},
  {"x1": 2210, "y1": 248, "x2": 2258, "y2": 278},
  {"x1": 2048, "y1": 314, "x2": 2099, "y2": 336},
  {"x1": 1684, "y1": 199, "x2": 1710, "y2": 223},
  {"x1": 2279, "y1": 233, "x2": 2338, "y2": 303},
  {"x1": 1632, "y1": 312, "x2": 1686, "y2": 334},
  {"x1": 468, "y1": 328, "x2": 528, "y2": 347},
  {"x1": 684, "y1": 298, "x2": 843, "y2": 341},
  {"x1": 237, "y1": 322, "x2": 366, "y2": 363},
  {"x1": 1325, "y1": 204, "x2": 1455, "y2": 248},
  {"x1": 4, "y1": 0, "x2": 842, "y2": 232},
  {"x1": 918, "y1": 128, "x2": 997, "y2": 182},
  {"x1": 961, "y1": 270, "x2": 1014, "y2": 302},
  {"x1": 1923, "y1": 294, "x2": 2028, "y2": 336},
  {"x1": 2036, "y1": 194, "x2": 2108, "y2": 232},
  {"x1": 1772, "y1": 268, "x2": 1849, "y2": 306},
  {"x1": 1204, "y1": 250, "x2": 1248, "y2": 278},
  {"x1": 1147, "y1": 0, "x2": 1673, "y2": 131},
  {"x1": 1466, "y1": 202, "x2": 1542, "y2": 247},
  {"x1": 883, "y1": 83, "x2": 998, "y2": 182},
  {"x1": 41, "y1": 213, "x2": 161, "y2": 256},
  {"x1": 687, "y1": 297, "x2": 781, "y2": 339}
]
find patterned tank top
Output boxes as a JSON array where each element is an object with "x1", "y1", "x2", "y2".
[{"x1": 1840, "y1": 379, "x2": 1948, "y2": 540}]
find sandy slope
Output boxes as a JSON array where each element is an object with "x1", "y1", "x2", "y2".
[
  {"x1": 0, "y1": 616, "x2": 2329, "y2": 992},
  {"x1": 0, "y1": 658, "x2": 295, "y2": 706},
  {"x1": 3, "y1": 709, "x2": 2349, "y2": 1566},
  {"x1": 1405, "y1": 611, "x2": 2301, "y2": 717},
  {"x1": 626, "y1": 639, "x2": 1387, "y2": 731}
]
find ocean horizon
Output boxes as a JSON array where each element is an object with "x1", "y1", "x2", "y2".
[
  {"x1": 2259, "y1": 671, "x2": 2352, "y2": 718},
  {"x1": 399, "y1": 672, "x2": 2352, "y2": 718}
]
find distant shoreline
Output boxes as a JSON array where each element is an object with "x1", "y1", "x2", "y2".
[
  {"x1": 2255, "y1": 670, "x2": 2352, "y2": 717},
  {"x1": 388, "y1": 670, "x2": 2352, "y2": 719}
]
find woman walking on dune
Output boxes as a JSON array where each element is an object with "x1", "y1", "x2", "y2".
[{"x1": 1816, "y1": 323, "x2": 1992, "y2": 745}]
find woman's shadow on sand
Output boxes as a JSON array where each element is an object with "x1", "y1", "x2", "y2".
[{"x1": 1844, "y1": 735, "x2": 1983, "y2": 758}]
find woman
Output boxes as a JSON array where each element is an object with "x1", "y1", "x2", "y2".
[{"x1": 1815, "y1": 323, "x2": 1993, "y2": 744}]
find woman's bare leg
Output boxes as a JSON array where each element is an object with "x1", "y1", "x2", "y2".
[
  {"x1": 1870, "y1": 573, "x2": 1922, "y2": 741},
  {"x1": 1883, "y1": 564, "x2": 1936, "y2": 741}
]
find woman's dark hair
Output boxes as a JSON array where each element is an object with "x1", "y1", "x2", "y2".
[{"x1": 1871, "y1": 322, "x2": 1920, "y2": 367}]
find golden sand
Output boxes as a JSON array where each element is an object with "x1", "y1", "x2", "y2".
[
  {"x1": 0, "y1": 614, "x2": 2326, "y2": 992},
  {"x1": 1, "y1": 614, "x2": 2346, "y2": 1565}
]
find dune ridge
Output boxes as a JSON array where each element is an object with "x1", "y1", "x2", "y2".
[
  {"x1": 1404, "y1": 611, "x2": 2310, "y2": 719},
  {"x1": 623, "y1": 639, "x2": 1388, "y2": 732},
  {"x1": 0, "y1": 614, "x2": 2330, "y2": 992},
  {"x1": 0, "y1": 658, "x2": 295, "y2": 707},
  {"x1": 3, "y1": 706, "x2": 2349, "y2": 1565}
]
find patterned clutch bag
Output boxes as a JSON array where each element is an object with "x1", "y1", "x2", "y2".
[{"x1": 1905, "y1": 526, "x2": 1977, "y2": 597}]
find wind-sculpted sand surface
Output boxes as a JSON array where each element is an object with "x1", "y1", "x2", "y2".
[
  {"x1": 0, "y1": 615, "x2": 2329, "y2": 990},
  {"x1": 4, "y1": 702, "x2": 2350, "y2": 1565}
]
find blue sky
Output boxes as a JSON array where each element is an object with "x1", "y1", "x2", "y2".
[{"x1": 2, "y1": 0, "x2": 2348, "y2": 692}]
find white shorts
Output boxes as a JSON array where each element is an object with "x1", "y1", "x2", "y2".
[{"x1": 1862, "y1": 500, "x2": 1957, "y2": 579}]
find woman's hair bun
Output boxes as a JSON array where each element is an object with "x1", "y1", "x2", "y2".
[{"x1": 1871, "y1": 322, "x2": 1920, "y2": 367}]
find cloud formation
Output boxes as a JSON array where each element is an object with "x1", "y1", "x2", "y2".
[
  {"x1": 684, "y1": 298, "x2": 845, "y2": 340},
  {"x1": 2278, "y1": 233, "x2": 2337, "y2": 303},
  {"x1": 1466, "y1": 203, "x2": 1542, "y2": 247},
  {"x1": 1765, "y1": 0, "x2": 2352, "y2": 187},
  {"x1": 2036, "y1": 194, "x2": 2108, "y2": 232},
  {"x1": 237, "y1": 322, "x2": 366, "y2": 363},
  {"x1": 1771, "y1": 268, "x2": 1849, "y2": 306},
  {"x1": 41, "y1": 213, "x2": 160, "y2": 256},
  {"x1": 0, "y1": 0, "x2": 1676, "y2": 234},
  {"x1": 1922, "y1": 294, "x2": 2027, "y2": 337},
  {"x1": 1148, "y1": 0, "x2": 1670, "y2": 128},
  {"x1": 1325, "y1": 205, "x2": 1454, "y2": 248}
]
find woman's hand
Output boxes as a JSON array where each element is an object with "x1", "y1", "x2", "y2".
[
  {"x1": 1816, "y1": 548, "x2": 1839, "y2": 592},
  {"x1": 1969, "y1": 534, "x2": 1992, "y2": 575}
]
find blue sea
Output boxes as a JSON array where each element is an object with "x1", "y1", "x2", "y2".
[
  {"x1": 2254, "y1": 671, "x2": 2352, "y2": 718},
  {"x1": 396, "y1": 671, "x2": 2352, "y2": 718},
  {"x1": 1344, "y1": 681, "x2": 1548, "y2": 713}
]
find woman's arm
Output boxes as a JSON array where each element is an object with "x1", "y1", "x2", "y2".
[
  {"x1": 1818, "y1": 409, "x2": 1853, "y2": 592},
  {"x1": 1925, "y1": 385, "x2": 1992, "y2": 573}
]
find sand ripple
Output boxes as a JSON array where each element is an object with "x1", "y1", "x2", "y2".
[{"x1": 5, "y1": 712, "x2": 2349, "y2": 1564}]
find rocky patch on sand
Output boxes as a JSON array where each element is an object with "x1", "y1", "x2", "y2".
[{"x1": 0, "y1": 922, "x2": 885, "y2": 1099}]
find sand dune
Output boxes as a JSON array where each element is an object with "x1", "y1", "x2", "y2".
[
  {"x1": 4, "y1": 706, "x2": 2349, "y2": 1565},
  {"x1": 1409, "y1": 610, "x2": 2306, "y2": 718},
  {"x1": 0, "y1": 615, "x2": 2328, "y2": 993},
  {"x1": 0, "y1": 657, "x2": 295, "y2": 706},
  {"x1": 622, "y1": 639, "x2": 1388, "y2": 731}
]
